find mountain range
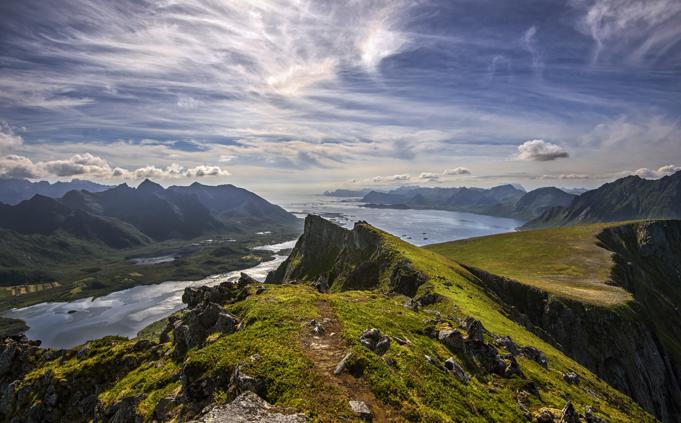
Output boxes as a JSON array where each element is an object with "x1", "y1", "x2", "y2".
[
  {"x1": 0, "y1": 179, "x2": 298, "y2": 246},
  {"x1": 0, "y1": 178, "x2": 110, "y2": 205},
  {"x1": 360, "y1": 184, "x2": 575, "y2": 220},
  {"x1": 523, "y1": 171, "x2": 681, "y2": 228}
]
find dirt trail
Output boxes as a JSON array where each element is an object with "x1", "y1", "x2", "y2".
[{"x1": 300, "y1": 300, "x2": 401, "y2": 422}]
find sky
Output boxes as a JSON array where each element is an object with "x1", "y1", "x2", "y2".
[{"x1": 0, "y1": 0, "x2": 680, "y2": 197}]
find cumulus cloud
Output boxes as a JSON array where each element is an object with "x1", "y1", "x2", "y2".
[
  {"x1": 633, "y1": 164, "x2": 681, "y2": 179},
  {"x1": 443, "y1": 167, "x2": 471, "y2": 175},
  {"x1": 373, "y1": 174, "x2": 410, "y2": 182},
  {"x1": 516, "y1": 139, "x2": 569, "y2": 161},
  {"x1": 419, "y1": 172, "x2": 440, "y2": 181},
  {"x1": 0, "y1": 153, "x2": 229, "y2": 180}
]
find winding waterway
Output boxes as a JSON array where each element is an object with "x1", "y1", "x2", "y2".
[{"x1": 3, "y1": 248, "x2": 289, "y2": 349}]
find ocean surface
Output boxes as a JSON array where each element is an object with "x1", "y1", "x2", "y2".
[{"x1": 4, "y1": 196, "x2": 523, "y2": 349}]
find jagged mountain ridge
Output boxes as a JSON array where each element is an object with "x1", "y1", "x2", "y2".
[
  {"x1": 523, "y1": 171, "x2": 681, "y2": 228},
  {"x1": 0, "y1": 179, "x2": 299, "y2": 243}
]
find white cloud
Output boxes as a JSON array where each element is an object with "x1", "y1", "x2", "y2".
[
  {"x1": 517, "y1": 139, "x2": 569, "y2": 161},
  {"x1": 633, "y1": 164, "x2": 681, "y2": 179},
  {"x1": 0, "y1": 122, "x2": 23, "y2": 152},
  {"x1": 571, "y1": 0, "x2": 681, "y2": 64},
  {"x1": 373, "y1": 174, "x2": 410, "y2": 182},
  {"x1": 540, "y1": 173, "x2": 592, "y2": 180},
  {"x1": 0, "y1": 153, "x2": 229, "y2": 180},
  {"x1": 419, "y1": 172, "x2": 440, "y2": 181},
  {"x1": 443, "y1": 167, "x2": 471, "y2": 175}
]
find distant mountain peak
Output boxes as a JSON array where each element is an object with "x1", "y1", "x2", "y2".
[{"x1": 137, "y1": 179, "x2": 164, "y2": 193}]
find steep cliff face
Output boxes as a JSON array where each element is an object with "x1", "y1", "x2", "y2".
[
  {"x1": 267, "y1": 215, "x2": 427, "y2": 295},
  {"x1": 463, "y1": 220, "x2": 681, "y2": 422}
]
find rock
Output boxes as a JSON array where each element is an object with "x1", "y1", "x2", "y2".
[
  {"x1": 359, "y1": 328, "x2": 390, "y2": 356},
  {"x1": 349, "y1": 400, "x2": 372, "y2": 421},
  {"x1": 502, "y1": 355, "x2": 525, "y2": 378},
  {"x1": 416, "y1": 292, "x2": 442, "y2": 307},
  {"x1": 310, "y1": 319, "x2": 325, "y2": 335},
  {"x1": 192, "y1": 391, "x2": 306, "y2": 422},
  {"x1": 520, "y1": 346, "x2": 548, "y2": 367},
  {"x1": 559, "y1": 401, "x2": 579, "y2": 423},
  {"x1": 100, "y1": 395, "x2": 144, "y2": 423},
  {"x1": 403, "y1": 299, "x2": 419, "y2": 311},
  {"x1": 463, "y1": 317, "x2": 485, "y2": 342},
  {"x1": 230, "y1": 364, "x2": 264, "y2": 398},
  {"x1": 424, "y1": 355, "x2": 443, "y2": 370},
  {"x1": 392, "y1": 336, "x2": 409, "y2": 345},
  {"x1": 535, "y1": 408, "x2": 555, "y2": 423},
  {"x1": 255, "y1": 285, "x2": 266, "y2": 295},
  {"x1": 444, "y1": 357, "x2": 470, "y2": 383},
  {"x1": 390, "y1": 261, "x2": 427, "y2": 297},
  {"x1": 312, "y1": 276, "x2": 329, "y2": 293},
  {"x1": 494, "y1": 336, "x2": 520, "y2": 355},
  {"x1": 173, "y1": 302, "x2": 239, "y2": 357},
  {"x1": 153, "y1": 396, "x2": 176, "y2": 421},
  {"x1": 438, "y1": 329, "x2": 466, "y2": 354},
  {"x1": 334, "y1": 352, "x2": 353, "y2": 375},
  {"x1": 584, "y1": 406, "x2": 609, "y2": 423},
  {"x1": 562, "y1": 371, "x2": 579, "y2": 385},
  {"x1": 238, "y1": 272, "x2": 259, "y2": 287}
]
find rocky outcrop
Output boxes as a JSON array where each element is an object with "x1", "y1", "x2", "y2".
[
  {"x1": 267, "y1": 215, "x2": 428, "y2": 295},
  {"x1": 463, "y1": 220, "x2": 681, "y2": 422},
  {"x1": 191, "y1": 391, "x2": 306, "y2": 423}
]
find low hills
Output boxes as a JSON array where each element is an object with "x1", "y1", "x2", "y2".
[
  {"x1": 523, "y1": 171, "x2": 681, "y2": 228},
  {"x1": 0, "y1": 215, "x2": 656, "y2": 422},
  {"x1": 360, "y1": 185, "x2": 575, "y2": 220}
]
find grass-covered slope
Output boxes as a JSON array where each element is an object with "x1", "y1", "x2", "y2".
[
  {"x1": 0, "y1": 217, "x2": 655, "y2": 422},
  {"x1": 426, "y1": 223, "x2": 631, "y2": 307},
  {"x1": 426, "y1": 221, "x2": 681, "y2": 422}
]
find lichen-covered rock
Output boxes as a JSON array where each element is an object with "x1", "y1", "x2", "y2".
[
  {"x1": 192, "y1": 392, "x2": 305, "y2": 423},
  {"x1": 494, "y1": 336, "x2": 520, "y2": 356},
  {"x1": 535, "y1": 408, "x2": 555, "y2": 422}
]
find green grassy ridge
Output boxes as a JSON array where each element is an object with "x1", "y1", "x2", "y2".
[
  {"x1": 424, "y1": 222, "x2": 634, "y2": 307},
  {"x1": 12, "y1": 223, "x2": 655, "y2": 421}
]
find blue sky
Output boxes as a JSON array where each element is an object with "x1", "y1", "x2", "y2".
[{"x1": 0, "y1": 0, "x2": 680, "y2": 196}]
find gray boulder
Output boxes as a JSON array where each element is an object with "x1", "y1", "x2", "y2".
[
  {"x1": 192, "y1": 392, "x2": 305, "y2": 422},
  {"x1": 349, "y1": 400, "x2": 372, "y2": 421}
]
